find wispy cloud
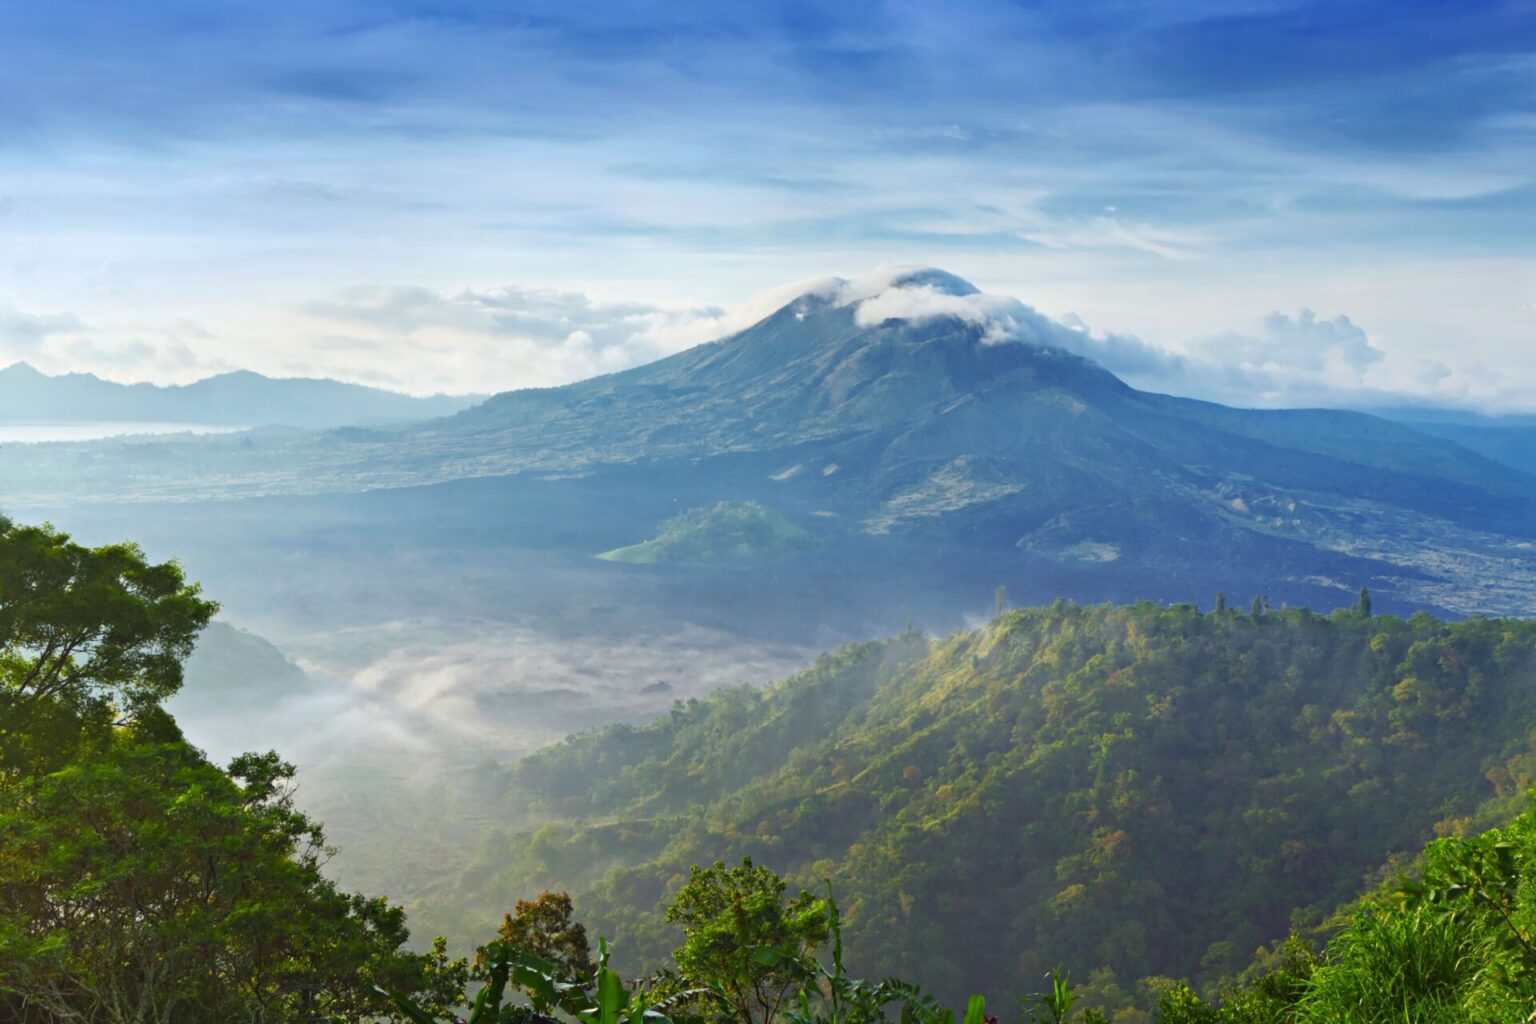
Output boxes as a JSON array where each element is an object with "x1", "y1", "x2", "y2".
[
  {"x1": 289, "y1": 280, "x2": 824, "y2": 393},
  {"x1": 0, "y1": 1, "x2": 1529, "y2": 408},
  {"x1": 818, "y1": 268, "x2": 1536, "y2": 413},
  {"x1": 0, "y1": 306, "x2": 85, "y2": 356}
]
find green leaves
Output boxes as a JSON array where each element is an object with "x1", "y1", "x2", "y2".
[
  {"x1": 387, "y1": 936, "x2": 704, "y2": 1024},
  {"x1": 666, "y1": 858, "x2": 831, "y2": 1024},
  {"x1": 0, "y1": 518, "x2": 216, "y2": 745},
  {"x1": 1022, "y1": 968, "x2": 1079, "y2": 1024},
  {"x1": 0, "y1": 731, "x2": 430, "y2": 1022},
  {"x1": 594, "y1": 940, "x2": 628, "y2": 1024}
]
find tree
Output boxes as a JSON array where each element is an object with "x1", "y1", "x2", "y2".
[
  {"x1": 666, "y1": 858, "x2": 829, "y2": 1024},
  {"x1": 995, "y1": 586, "x2": 1008, "y2": 619},
  {"x1": 1357, "y1": 586, "x2": 1372, "y2": 618},
  {"x1": 497, "y1": 891, "x2": 596, "y2": 978},
  {"x1": 0, "y1": 517, "x2": 215, "y2": 732},
  {"x1": 1214, "y1": 593, "x2": 1226, "y2": 614},
  {"x1": 1149, "y1": 982, "x2": 1216, "y2": 1023},
  {"x1": 0, "y1": 716, "x2": 439, "y2": 1023},
  {"x1": 1251, "y1": 595, "x2": 1266, "y2": 621}
]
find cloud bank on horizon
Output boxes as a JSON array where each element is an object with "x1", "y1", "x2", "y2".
[{"x1": 0, "y1": 0, "x2": 1532, "y2": 409}]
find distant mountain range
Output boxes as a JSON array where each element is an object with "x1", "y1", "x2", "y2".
[
  {"x1": 3, "y1": 268, "x2": 1533, "y2": 619},
  {"x1": 0, "y1": 362, "x2": 481, "y2": 428}
]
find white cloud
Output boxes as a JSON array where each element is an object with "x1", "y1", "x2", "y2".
[
  {"x1": 0, "y1": 305, "x2": 218, "y2": 382},
  {"x1": 1194, "y1": 310, "x2": 1383, "y2": 376},
  {"x1": 809, "y1": 267, "x2": 1519, "y2": 413},
  {"x1": 830, "y1": 266, "x2": 1179, "y2": 361},
  {"x1": 289, "y1": 278, "x2": 852, "y2": 394},
  {"x1": 215, "y1": 268, "x2": 1165, "y2": 394},
  {"x1": 0, "y1": 305, "x2": 85, "y2": 358}
]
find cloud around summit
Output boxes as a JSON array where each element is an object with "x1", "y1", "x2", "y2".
[{"x1": 798, "y1": 267, "x2": 1479, "y2": 412}]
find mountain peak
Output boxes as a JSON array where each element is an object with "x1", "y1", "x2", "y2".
[
  {"x1": 882, "y1": 267, "x2": 979, "y2": 296},
  {"x1": 790, "y1": 266, "x2": 1079, "y2": 355},
  {"x1": 790, "y1": 266, "x2": 981, "y2": 308}
]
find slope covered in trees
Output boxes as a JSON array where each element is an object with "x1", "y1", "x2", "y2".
[
  {"x1": 1155, "y1": 792, "x2": 1536, "y2": 1021},
  {"x1": 9, "y1": 513, "x2": 1536, "y2": 1022},
  {"x1": 454, "y1": 601, "x2": 1536, "y2": 1010}
]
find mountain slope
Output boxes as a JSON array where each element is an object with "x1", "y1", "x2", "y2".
[
  {"x1": 446, "y1": 603, "x2": 1536, "y2": 1010},
  {"x1": 2, "y1": 268, "x2": 1532, "y2": 617},
  {"x1": 0, "y1": 362, "x2": 481, "y2": 428},
  {"x1": 1403, "y1": 419, "x2": 1536, "y2": 477}
]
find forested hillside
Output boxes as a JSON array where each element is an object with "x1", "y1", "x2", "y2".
[
  {"x1": 10, "y1": 514, "x2": 1536, "y2": 1021},
  {"x1": 454, "y1": 601, "x2": 1536, "y2": 1009}
]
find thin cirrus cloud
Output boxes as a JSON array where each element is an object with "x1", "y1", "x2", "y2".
[
  {"x1": 0, "y1": 1, "x2": 1530, "y2": 407},
  {"x1": 292, "y1": 283, "x2": 796, "y2": 393}
]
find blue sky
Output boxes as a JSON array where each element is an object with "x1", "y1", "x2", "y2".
[{"x1": 0, "y1": 0, "x2": 1533, "y2": 407}]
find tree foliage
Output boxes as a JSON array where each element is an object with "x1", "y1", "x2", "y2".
[
  {"x1": 0, "y1": 722, "x2": 440, "y2": 1021},
  {"x1": 667, "y1": 858, "x2": 830, "y2": 1024},
  {"x1": 0, "y1": 516, "x2": 215, "y2": 777},
  {"x1": 0, "y1": 518, "x2": 443, "y2": 1023},
  {"x1": 459, "y1": 602, "x2": 1536, "y2": 1012},
  {"x1": 498, "y1": 890, "x2": 596, "y2": 978}
]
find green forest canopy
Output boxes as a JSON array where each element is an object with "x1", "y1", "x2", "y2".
[{"x1": 449, "y1": 600, "x2": 1536, "y2": 1011}]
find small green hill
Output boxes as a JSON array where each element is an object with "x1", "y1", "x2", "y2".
[
  {"x1": 597, "y1": 501, "x2": 818, "y2": 566},
  {"x1": 450, "y1": 602, "x2": 1536, "y2": 1014},
  {"x1": 171, "y1": 621, "x2": 314, "y2": 715}
]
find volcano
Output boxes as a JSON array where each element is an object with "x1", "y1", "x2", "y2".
[{"x1": 4, "y1": 268, "x2": 1533, "y2": 620}]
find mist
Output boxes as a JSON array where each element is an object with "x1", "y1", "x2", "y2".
[{"x1": 164, "y1": 606, "x2": 819, "y2": 914}]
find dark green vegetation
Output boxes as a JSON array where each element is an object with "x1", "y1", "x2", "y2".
[
  {"x1": 386, "y1": 860, "x2": 1032, "y2": 1024},
  {"x1": 454, "y1": 601, "x2": 1536, "y2": 1012},
  {"x1": 0, "y1": 517, "x2": 453, "y2": 1022},
  {"x1": 8, "y1": 515, "x2": 1536, "y2": 1022},
  {"x1": 599, "y1": 501, "x2": 819, "y2": 566},
  {"x1": 1405, "y1": 418, "x2": 1536, "y2": 478},
  {"x1": 1156, "y1": 796, "x2": 1536, "y2": 1022},
  {"x1": 393, "y1": 812, "x2": 1536, "y2": 1024}
]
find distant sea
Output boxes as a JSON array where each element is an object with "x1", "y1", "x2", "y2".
[{"x1": 0, "y1": 421, "x2": 245, "y2": 443}]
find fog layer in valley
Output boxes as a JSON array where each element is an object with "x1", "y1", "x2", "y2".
[{"x1": 167, "y1": 611, "x2": 816, "y2": 908}]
